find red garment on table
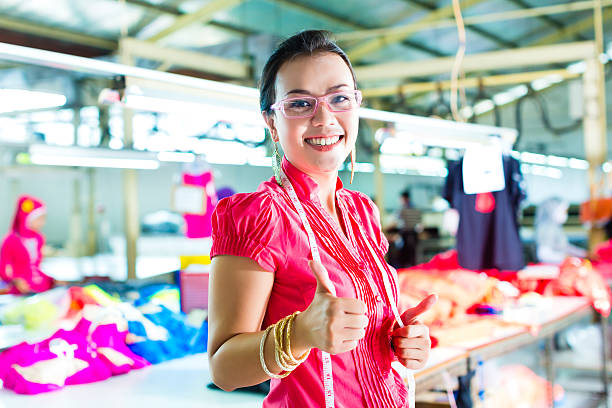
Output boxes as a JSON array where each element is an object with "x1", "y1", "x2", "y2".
[
  {"x1": 402, "y1": 251, "x2": 611, "y2": 317},
  {"x1": 211, "y1": 157, "x2": 408, "y2": 408},
  {"x1": 182, "y1": 171, "x2": 217, "y2": 238},
  {"x1": 0, "y1": 195, "x2": 52, "y2": 294}
]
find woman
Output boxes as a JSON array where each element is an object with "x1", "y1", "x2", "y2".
[
  {"x1": 0, "y1": 195, "x2": 53, "y2": 294},
  {"x1": 535, "y1": 196, "x2": 586, "y2": 264},
  {"x1": 208, "y1": 30, "x2": 435, "y2": 407}
]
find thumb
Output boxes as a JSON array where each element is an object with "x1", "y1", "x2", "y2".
[
  {"x1": 309, "y1": 260, "x2": 337, "y2": 296},
  {"x1": 401, "y1": 294, "x2": 437, "y2": 325}
]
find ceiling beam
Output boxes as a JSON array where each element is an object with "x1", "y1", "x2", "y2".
[
  {"x1": 345, "y1": 0, "x2": 487, "y2": 62},
  {"x1": 145, "y1": 0, "x2": 246, "y2": 42},
  {"x1": 506, "y1": 0, "x2": 588, "y2": 42},
  {"x1": 354, "y1": 41, "x2": 596, "y2": 82},
  {"x1": 409, "y1": 0, "x2": 520, "y2": 49},
  {"x1": 532, "y1": 7, "x2": 612, "y2": 46},
  {"x1": 271, "y1": 0, "x2": 444, "y2": 57},
  {"x1": 0, "y1": 15, "x2": 116, "y2": 50},
  {"x1": 336, "y1": 0, "x2": 612, "y2": 43},
  {"x1": 123, "y1": 0, "x2": 255, "y2": 37},
  {"x1": 120, "y1": 38, "x2": 249, "y2": 79},
  {"x1": 361, "y1": 68, "x2": 579, "y2": 98}
]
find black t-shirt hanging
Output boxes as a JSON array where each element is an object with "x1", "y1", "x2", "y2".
[{"x1": 444, "y1": 156, "x2": 526, "y2": 271}]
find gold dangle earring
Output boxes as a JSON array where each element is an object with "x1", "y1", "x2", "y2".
[
  {"x1": 272, "y1": 136, "x2": 283, "y2": 186},
  {"x1": 350, "y1": 149, "x2": 356, "y2": 184}
]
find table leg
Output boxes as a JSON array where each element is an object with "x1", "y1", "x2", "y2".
[
  {"x1": 544, "y1": 336, "x2": 555, "y2": 408},
  {"x1": 601, "y1": 314, "x2": 610, "y2": 408}
]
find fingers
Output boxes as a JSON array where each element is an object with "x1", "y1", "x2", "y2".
[
  {"x1": 398, "y1": 358, "x2": 427, "y2": 370},
  {"x1": 391, "y1": 324, "x2": 429, "y2": 339},
  {"x1": 392, "y1": 335, "x2": 431, "y2": 352},
  {"x1": 310, "y1": 260, "x2": 337, "y2": 296},
  {"x1": 401, "y1": 293, "x2": 438, "y2": 325}
]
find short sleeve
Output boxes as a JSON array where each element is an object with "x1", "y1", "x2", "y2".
[
  {"x1": 354, "y1": 192, "x2": 389, "y2": 255},
  {"x1": 210, "y1": 192, "x2": 284, "y2": 272}
]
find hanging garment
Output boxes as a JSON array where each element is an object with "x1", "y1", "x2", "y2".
[
  {"x1": 182, "y1": 170, "x2": 218, "y2": 238},
  {"x1": 0, "y1": 195, "x2": 53, "y2": 294},
  {"x1": 444, "y1": 156, "x2": 526, "y2": 271}
]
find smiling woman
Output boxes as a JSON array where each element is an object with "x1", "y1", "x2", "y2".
[{"x1": 207, "y1": 30, "x2": 435, "y2": 408}]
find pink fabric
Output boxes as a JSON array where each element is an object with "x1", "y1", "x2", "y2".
[
  {"x1": 182, "y1": 171, "x2": 217, "y2": 238},
  {"x1": 0, "y1": 195, "x2": 52, "y2": 294},
  {"x1": 211, "y1": 158, "x2": 408, "y2": 408}
]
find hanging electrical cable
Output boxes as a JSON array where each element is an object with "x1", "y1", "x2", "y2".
[
  {"x1": 426, "y1": 84, "x2": 452, "y2": 119},
  {"x1": 513, "y1": 85, "x2": 582, "y2": 149},
  {"x1": 469, "y1": 78, "x2": 502, "y2": 127},
  {"x1": 450, "y1": 0, "x2": 468, "y2": 122}
]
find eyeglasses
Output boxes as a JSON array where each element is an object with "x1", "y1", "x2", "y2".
[{"x1": 270, "y1": 90, "x2": 362, "y2": 119}]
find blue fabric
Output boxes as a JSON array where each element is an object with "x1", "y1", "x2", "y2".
[
  {"x1": 444, "y1": 156, "x2": 526, "y2": 271},
  {"x1": 126, "y1": 305, "x2": 208, "y2": 364}
]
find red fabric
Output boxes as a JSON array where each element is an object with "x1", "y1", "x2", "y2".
[
  {"x1": 403, "y1": 251, "x2": 612, "y2": 317},
  {"x1": 542, "y1": 257, "x2": 612, "y2": 317},
  {"x1": 0, "y1": 195, "x2": 52, "y2": 294},
  {"x1": 211, "y1": 157, "x2": 408, "y2": 408}
]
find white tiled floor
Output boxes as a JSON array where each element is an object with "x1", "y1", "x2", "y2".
[{"x1": 0, "y1": 353, "x2": 264, "y2": 408}]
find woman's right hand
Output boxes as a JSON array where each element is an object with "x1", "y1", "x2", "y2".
[{"x1": 293, "y1": 260, "x2": 368, "y2": 355}]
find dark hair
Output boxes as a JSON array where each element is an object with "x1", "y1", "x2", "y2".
[
  {"x1": 401, "y1": 190, "x2": 411, "y2": 200},
  {"x1": 259, "y1": 30, "x2": 357, "y2": 114}
]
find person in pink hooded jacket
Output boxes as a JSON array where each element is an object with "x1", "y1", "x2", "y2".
[{"x1": 0, "y1": 195, "x2": 53, "y2": 294}]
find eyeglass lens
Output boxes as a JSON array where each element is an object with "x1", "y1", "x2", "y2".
[{"x1": 282, "y1": 92, "x2": 359, "y2": 117}]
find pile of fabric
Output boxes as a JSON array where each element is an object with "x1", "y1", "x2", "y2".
[
  {"x1": 0, "y1": 284, "x2": 207, "y2": 394},
  {"x1": 398, "y1": 250, "x2": 612, "y2": 325}
]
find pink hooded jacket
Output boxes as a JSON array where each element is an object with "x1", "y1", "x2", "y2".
[{"x1": 0, "y1": 195, "x2": 53, "y2": 294}]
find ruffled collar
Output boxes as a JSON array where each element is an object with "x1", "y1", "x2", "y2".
[{"x1": 281, "y1": 157, "x2": 344, "y2": 201}]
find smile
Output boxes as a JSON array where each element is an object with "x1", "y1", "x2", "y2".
[{"x1": 305, "y1": 135, "x2": 343, "y2": 146}]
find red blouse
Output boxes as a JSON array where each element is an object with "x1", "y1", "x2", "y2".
[{"x1": 211, "y1": 158, "x2": 407, "y2": 407}]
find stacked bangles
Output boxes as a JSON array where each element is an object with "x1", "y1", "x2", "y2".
[{"x1": 259, "y1": 311, "x2": 310, "y2": 378}]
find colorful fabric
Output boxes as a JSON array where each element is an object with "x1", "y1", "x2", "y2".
[
  {"x1": 126, "y1": 304, "x2": 206, "y2": 364},
  {"x1": 211, "y1": 157, "x2": 407, "y2": 408},
  {"x1": 0, "y1": 195, "x2": 52, "y2": 294}
]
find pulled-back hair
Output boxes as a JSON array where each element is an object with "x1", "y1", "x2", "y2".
[{"x1": 259, "y1": 30, "x2": 357, "y2": 114}]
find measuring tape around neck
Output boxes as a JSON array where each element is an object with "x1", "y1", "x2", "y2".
[{"x1": 279, "y1": 170, "x2": 415, "y2": 408}]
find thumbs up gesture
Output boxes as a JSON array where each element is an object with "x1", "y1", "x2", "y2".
[
  {"x1": 293, "y1": 261, "x2": 369, "y2": 355},
  {"x1": 391, "y1": 294, "x2": 437, "y2": 370}
]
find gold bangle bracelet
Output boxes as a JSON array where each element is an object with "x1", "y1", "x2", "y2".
[{"x1": 260, "y1": 325, "x2": 289, "y2": 379}]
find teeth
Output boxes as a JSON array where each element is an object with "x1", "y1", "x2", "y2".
[{"x1": 306, "y1": 136, "x2": 341, "y2": 146}]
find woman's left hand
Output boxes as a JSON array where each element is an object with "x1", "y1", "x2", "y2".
[{"x1": 391, "y1": 294, "x2": 437, "y2": 370}]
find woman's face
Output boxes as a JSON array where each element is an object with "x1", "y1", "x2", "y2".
[
  {"x1": 27, "y1": 213, "x2": 46, "y2": 232},
  {"x1": 264, "y1": 52, "x2": 359, "y2": 178}
]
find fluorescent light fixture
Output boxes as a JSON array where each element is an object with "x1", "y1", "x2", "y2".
[
  {"x1": 531, "y1": 74, "x2": 564, "y2": 91},
  {"x1": 0, "y1": 42, "x2": 258, "y2": 99},
  {"x1": 530, "y1": 164, "x2": 563, "y2": 179},
  {"x1": 521, "y1": 152, "x2": 547, "y2": 165},
  {"x1": 567, "y1": 61, "x2": 586, "y2": 74},
  {"x1": 568, "y1": 158, "x2": 589, "y2": 170},
  {"x1": 359, "y1": 108, "x2": 517, "y2": 144},
  {"x1": 29, "y1": 144, "x2": 159, "y2": 170},
  {"x1": 123, "y1": 94, "x2": 264, "y2": 126},
  {"x1": 473, "y1": 100, "x2": 495, "y2": 115},
  {"x1": 603, "y1": 162, "x2": 612, "y2": 173},
  {"x1": 546, "y1": 155, "x2": 569, "y2": 167},
  {"x1": 157, "y1": 151, "x2": 195, "y2": 163},
  {"x1": 0, "y1": 89, "x2": 66, "y2": 113}
]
